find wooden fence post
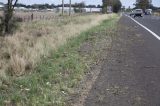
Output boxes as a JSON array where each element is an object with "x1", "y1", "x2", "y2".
[{"x1": 31, "y1": 13, "x2": 33, "y2": 21}]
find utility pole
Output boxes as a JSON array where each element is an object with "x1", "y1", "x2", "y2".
[
  {"x1": 69, "y1": 0, "x2": 71, "y2": 16},
  {"x1": 62, "y1": 0, "x2": 64, "y2": 15}
]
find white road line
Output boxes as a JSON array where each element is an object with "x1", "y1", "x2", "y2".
[{"x1": 125, "y1": 15, "x2": 160, "y2": 40}]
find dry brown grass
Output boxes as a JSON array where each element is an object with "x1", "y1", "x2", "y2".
[
  {"x1": 154, "y1": 12, "x2": 160, "y2": 16},
  {"x1": 0, "y1": 13, "x2": 115, "y2": 77}
]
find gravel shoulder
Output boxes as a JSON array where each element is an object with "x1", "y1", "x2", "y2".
[{"x1": 70, "y1": 17, "x2": 119, "y2": 106}]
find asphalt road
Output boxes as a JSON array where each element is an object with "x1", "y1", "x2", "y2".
[
  {"x1": 133, "y1": 15, "x2": 160, "y2": 37},
  {"x1": 84, "y1": 15, "x2": 160, "y2": 106}
]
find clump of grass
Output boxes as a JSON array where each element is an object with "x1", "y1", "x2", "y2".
[{"x1": 0, "y1": 14, "x2": 119, "y2": 106}]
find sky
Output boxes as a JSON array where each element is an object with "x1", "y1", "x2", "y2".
[{"x1": 1, "y1": 0, "x2": 160, "y2": 7}]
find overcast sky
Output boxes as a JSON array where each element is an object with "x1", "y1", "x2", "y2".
[{"x1": 1, "y1": 0, "x2": 160, "y2": 7}]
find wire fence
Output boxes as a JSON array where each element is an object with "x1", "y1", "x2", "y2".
[
  {"x1": 12, "y1": 11, "x2": 60, "y2": 22},
  {"x1": 15, "y1": 15, "x2": 59, "y2": 22},
  {"x1": 0, "y1": 10, "x2": 98, "y2": 23},
  {"x1": 13, "y1": 12, "x2": 94, "y2": 22}
]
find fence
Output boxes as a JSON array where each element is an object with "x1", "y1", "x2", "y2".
[
  {"x1": 14, "y1": 12, "x2": 93, "y2": 22},
  {"x1": 15, "y1": 15, "x2": 59, "y2": 22},
  {"x1": 0, "y1": 10, "x2": 95, "y2": 23},
  {"x1": 13, "y1": 11, "x2": 60, "y2": 22}
]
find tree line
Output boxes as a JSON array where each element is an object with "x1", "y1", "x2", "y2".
[
  {"x1": 7, "y1": 3, "x2": 102, "y2": 10},
  {"x1": 135, "y1": 0, "x2": 158, "y2": 11}
]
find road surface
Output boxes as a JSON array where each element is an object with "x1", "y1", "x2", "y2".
[
  {"x1": 84, "y1": 15, "x2": 160, "y2": 106},
  {"x1": 134, "y1": 15, "x2": 160, "y2": 37}
]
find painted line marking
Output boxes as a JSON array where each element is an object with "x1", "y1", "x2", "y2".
[{"x1": 125, "y1": 14, "x2": 160, "y2": 40}]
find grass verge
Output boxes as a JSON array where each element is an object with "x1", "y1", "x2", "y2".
[
  {"x1": 0, "y1": 14, "x2": 112, "y2": 77},
  {"x1": 0, "y1": 15, "x2": 119, "y2": 106}
]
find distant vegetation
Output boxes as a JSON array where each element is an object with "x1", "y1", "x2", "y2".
[
  {"x1": 135, "y1": 0, "x2": 152, "y2": 10},
  {"x1": 102, "y1": 0, "x2": 122, "y2": 13},
  {"x1": 134, "y1": 0, "x2": 159, "y2": 11},
  {"x1": 9, "y1": 3, "x2": 102, "y2": 10}
]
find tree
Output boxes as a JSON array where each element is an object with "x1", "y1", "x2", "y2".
[
  {"x1": 97, "y1": 5, "x2": 102, "y2": 8},
  {"x1": 102, "y1": 0, "x2": 122, "y2": 13},
  {"x1": 126, "y1": 6, "x2": 131, "y2": 12},
  {"x1": 102, "y1": 0, "x2": 109, "y2": 13},
  {"x1": 5, "y1": 0, "x2": 18, "y2": 33},
  {"x1": 136, "y1": 0, "x2": 150, "y2": 11},
  {"x1": 73, "y1": 2, "x2": 85, "y2": 13},
  {"x1": 0, "y1": 0, "x2": 18, "y2": 35},
  {"x1": 15, "y1": 3, "x2": 26, "y2": 8},
  {"x1": 86, "y1": 5, "x2": 96, "y2": 8},
  {"x1": 112, "y1": 0, "x2": 122, "y2": 13}
]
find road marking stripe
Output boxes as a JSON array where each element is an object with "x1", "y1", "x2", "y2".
[{"x1": 125, "y1": 15, "x2": 160, "y2": 40}]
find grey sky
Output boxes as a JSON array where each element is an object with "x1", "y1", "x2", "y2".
[{"x1": 1, "y1": 0, "x2": 160, "y2": 7}]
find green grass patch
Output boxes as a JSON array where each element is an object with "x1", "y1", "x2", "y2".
[{"x1": 0, "y1": 15, "x2": 119, "y2": 106}]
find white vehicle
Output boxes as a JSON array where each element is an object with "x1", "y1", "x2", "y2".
[
  {"x1": 145, "y1": 9, "x2": 152, "y2": 15},
  {"x1": 132, "y1": 9, "x2": 143, "y2": 18}
]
